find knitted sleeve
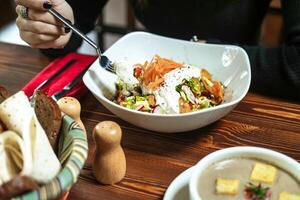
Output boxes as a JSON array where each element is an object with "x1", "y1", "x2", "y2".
[{"x1": 241, "y1": 0, "x2": 300, "y2": 100}]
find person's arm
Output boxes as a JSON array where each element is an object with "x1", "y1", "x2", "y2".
[
  {"x1": 240, "y1": 0, "x2": 300, "y2": 100},
  {"x1": 41, "y1": 0, "x2": 108, "y2": 57}
]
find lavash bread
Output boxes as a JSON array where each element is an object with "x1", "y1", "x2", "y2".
[
  {"x1": 0, "y1": 91, "x2": 60, "y2": 183},
  {"x1": 32, "y1": 91, "x2": 62, "y2": 152},
  {"x1": 0, "y1": 131, "x2": 25, "y2": 185}
]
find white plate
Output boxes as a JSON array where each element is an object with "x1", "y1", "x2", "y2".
[{"x1": 164, "y1": 166, "x2": 195, "y2": 200}]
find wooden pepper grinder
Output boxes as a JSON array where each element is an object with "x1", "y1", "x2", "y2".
[
  {"x1": 57, "y1": 97, "x2": 86, "y2": 132},
  {"x1": 92, "y1": 121, "x2": 126, "y2": 185}
]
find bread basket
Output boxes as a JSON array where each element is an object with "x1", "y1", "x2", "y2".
[{"x1": 14, "y1": 114, "x2": 88, "y2": 200}]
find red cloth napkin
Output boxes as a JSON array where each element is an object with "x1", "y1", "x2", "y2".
[{"x1": 22, "y1": 53, "x2": 97, "y2": 99}]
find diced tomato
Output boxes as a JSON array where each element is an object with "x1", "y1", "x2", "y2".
[
  {"x1": 117, "y1": 93, "x2": 126, "y2": 103},
  {"x1": 133, "y1": 66, "x2": 143, "y2": 78}
]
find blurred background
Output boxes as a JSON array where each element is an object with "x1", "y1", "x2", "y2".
[{"x1": 0, "y1": 0, "x2": 282, "y2": 55}]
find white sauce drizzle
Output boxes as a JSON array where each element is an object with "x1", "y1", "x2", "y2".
[
  {"x1": 146, "y1": 65, "x2": 200, "y2": 114},
  {"x1": 115, "y1": 61, "x2": 139, "y2": 91},
  {"x1": 116, "y1": 62, "x2": 201, "y2": 114}
]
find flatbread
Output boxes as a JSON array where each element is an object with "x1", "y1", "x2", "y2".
[
  {"x1": 0, "y1": 91, "x2": 60, "y2": 183},
  {"x1": 0, "y1": 131, "x2": 24, "y2": 185}
]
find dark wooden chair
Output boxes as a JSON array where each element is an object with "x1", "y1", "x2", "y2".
[{"x1": 95, "y1": 1, "x2": 144, "y2": 51}]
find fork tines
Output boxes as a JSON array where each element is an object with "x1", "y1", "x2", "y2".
[{"x1": 100, "y1": 56, "x2": 115, "y2": 73}]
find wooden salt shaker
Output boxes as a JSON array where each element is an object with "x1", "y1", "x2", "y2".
[
  {"x1": 92, "y1": 121, "x2": 126, "y2": 185},
  {"x1": 57, "y1": 97, "x2": 86, "y2": 132}
]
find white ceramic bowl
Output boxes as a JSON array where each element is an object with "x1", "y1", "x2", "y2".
[
  {"x1": 189, "y1": 146, "x2": 300, "y2": 200},
  {"x1": 83, "y1": 31, "x2": 251, "y2": 133}
]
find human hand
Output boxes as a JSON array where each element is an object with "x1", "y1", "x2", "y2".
[{"x1": 15, "y1": 0, "x2": 74, "y2": 49}]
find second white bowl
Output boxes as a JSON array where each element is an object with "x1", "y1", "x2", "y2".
[{"x1": 189, "y1": 147, "x2": 300, "y2": 200}]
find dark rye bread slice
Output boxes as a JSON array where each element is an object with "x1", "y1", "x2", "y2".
[
  {"x1": 32, "y1": 90, "x2": 62, "y2": 153},
  {"x1": 0, "y1": 176, "x2": 38, "y2": 199},
  {"x1": 0, "y1": 85, "x2": 9, "y2": 104}
]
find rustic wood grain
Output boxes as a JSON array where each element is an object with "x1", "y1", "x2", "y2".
[{"x1": 0, "y1": 42, "x2": 299, "y2": 200}]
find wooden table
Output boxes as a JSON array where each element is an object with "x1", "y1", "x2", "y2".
[{"x1": 0, "y1": 42, "x2": 300, "y2": 200}]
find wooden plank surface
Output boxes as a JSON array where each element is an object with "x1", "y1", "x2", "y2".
[{"x1": 0, "y1": 42, "x2": 299, "y2": 200}]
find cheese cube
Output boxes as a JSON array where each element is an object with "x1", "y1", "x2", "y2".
[
  {"x1": 216, "y1": 178, "x2": 240, "y2": 195},
  {"x1": 250, "y1": 162, "x2": 277, "y2": 184},
  {"x1": 279, "y1": 191, "x2": 300, "y2": 200}
]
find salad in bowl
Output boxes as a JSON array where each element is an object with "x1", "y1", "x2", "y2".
[
  {"x1": 83, "y1": 31, "x2": 251, "y2": 132},
  {"x1": 114, "y1": 55, "x2": 225, "y2": 114}
]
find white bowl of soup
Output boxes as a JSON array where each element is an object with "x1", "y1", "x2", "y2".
[
  {"x1": 83, "y1": 31, "x2": 251, "y2": 132},
  {"x1": 189, "y1": 146, "x2": 300, "y2": 200}
]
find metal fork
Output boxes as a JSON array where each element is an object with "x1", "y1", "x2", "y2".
[{"x1": 48, "y1": 8, "x2": 115, "y2": 73}]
